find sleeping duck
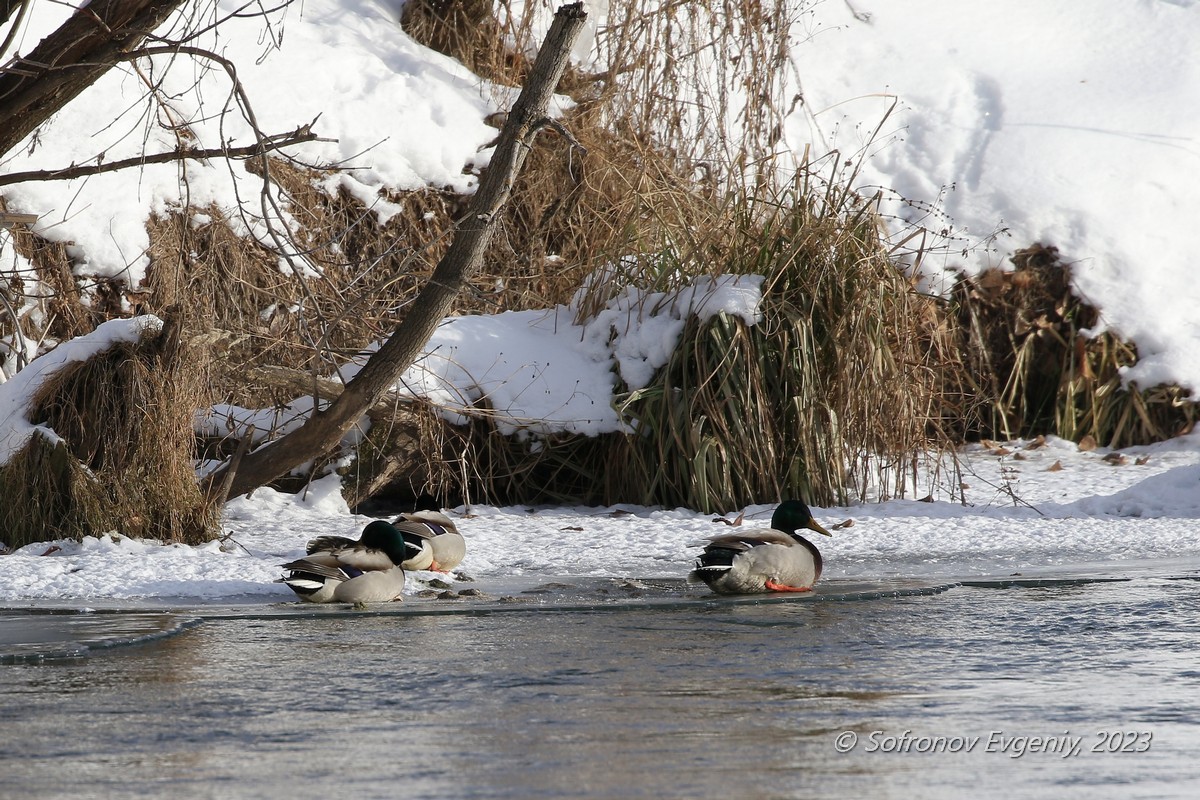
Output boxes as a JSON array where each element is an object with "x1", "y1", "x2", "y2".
[
  {"x1": 688, "y1": 500, "x2": 833, "y2": 595},
  {"x1": 392, "y1": 494, "x2": 465, "y2": 573},
  {"x1": 306, "y1": 518, "x2": 436, "y2": 572},
  {"x1": 279, "y1": 521, "x2": 424, "y2": 603}
]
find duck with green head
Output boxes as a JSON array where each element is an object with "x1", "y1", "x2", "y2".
[
  {"x1": 688, "y1": 500, "x2": 833, "y2": 595},
  {"x1": 279, "y1": 521, "x2": 425, "y2": 603}
]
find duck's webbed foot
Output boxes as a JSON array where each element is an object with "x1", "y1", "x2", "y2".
[{"x1": 764, "y1": 579, "x2": 812, "y2": 593}]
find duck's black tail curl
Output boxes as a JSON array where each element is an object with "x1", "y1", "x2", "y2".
[{"x1": 687, "y1": 546, "x2": 737, "y2": 583}]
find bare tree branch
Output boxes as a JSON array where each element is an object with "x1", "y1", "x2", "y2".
[
  {"x1": 0, "y1": 124, "x2": 324, "y2": 187},
  {"x1": 0, "y1": 0, "x2": 189, "y2": 159},
  {"x1": 1, "y1": 0, "x2": 34, "y2": 59},
  {"x1": 205, "y1": 2, "x2": 590, "y2": 503}
]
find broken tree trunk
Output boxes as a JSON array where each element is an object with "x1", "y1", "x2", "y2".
[{"x1": 205, "y1": 2, "x2": 589, "y2": 503}]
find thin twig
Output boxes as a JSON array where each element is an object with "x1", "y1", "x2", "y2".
[{"x1": 0, "y1": 126, "x2": 325, "y2": 187}]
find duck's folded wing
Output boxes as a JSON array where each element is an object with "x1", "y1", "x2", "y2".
[
  {"x1": 333, "y1": 548, "x2": 396, "y2": 571},
  {"x1": 293, "y1": 546, "x2": 395, "y2": 572},
  {"x1": 306, "y1": 535, "x2": 358, "y2": 554},
  {"x1": 389, "y1": 519, "x2": 437, "y2": 541},
  {"x1": 396, "y1": 510, "x2": 459, "y2": 533},
  {"x1": 701, "y1": 530, "x2": 797, "y2": 549},
  {"x1": 280, "y1": 557, "x2": 351, "y2": 582}
]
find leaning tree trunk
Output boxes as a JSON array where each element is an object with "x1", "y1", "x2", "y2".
[
  {"x1": 0, "y1": 0, "x2": 186, "y2": 159},
  {"x1": 205, "y1": 2, "x2": 590, "y2": 503}
]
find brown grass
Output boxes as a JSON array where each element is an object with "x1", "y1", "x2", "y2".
[
  {"x1": 432, "y1": 161, "x2": 964, "y2": 512},
  {"x1": 3, "y1": 1, "x2": 1195, "y2": 532},
  {"x1": 953, "y1": 244, "x2": 1196, "y2": 448},
  {"x1": 0, "y1": 319, "x2": 217, "y2": 548}
]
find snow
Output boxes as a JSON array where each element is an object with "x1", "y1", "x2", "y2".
[
  {"x1": 2, "y1": 432, "x2": 1200, "y2": 602},
  {"x1": 335, "y1": 273, "x2": 764, "y2": 436},
  {"x1": 2, "y1": 1, "x2": 1200, "y2": 601},
  {"x1": 0, "y1": 316, "x2": 162, "y2": 464},
  {"x1": 3, "y1": 1, "x2": 1198, "y2": 389},
  {"x1": 0, "y1": 0, "x2": 503, "y2": 285},
  {"x1": 784, "y1": 0, "x2": 1200, "y2": 389}
]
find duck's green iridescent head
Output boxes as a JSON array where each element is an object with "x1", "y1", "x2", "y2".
[
  {"x1": 361, "y1": 521, "x2": 413, "y2": 565},
  {"x1": 771, "y1": 500, "x2": 832, "y2": 537}
]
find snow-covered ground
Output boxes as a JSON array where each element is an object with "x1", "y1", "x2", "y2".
[
  {"x1": 784, "y1": 0, "x2": 1200, "y2": 392},
  {"x1": 3, "y1": 2, "x2": 1200, "y2": 603},
  {"x1": 2, "y1": 1, "x2": 1199, "y2": 388},
  {"x1": 2, "y1": 431, "x2": 1197, "y2": 603}
]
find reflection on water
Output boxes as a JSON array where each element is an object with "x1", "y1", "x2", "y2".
[{"x1": 3, "y1": 573, "x2": 1200, "y2": 799}]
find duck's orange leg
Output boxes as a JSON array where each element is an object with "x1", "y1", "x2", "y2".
[{"x1": 764, "y1": 579, "x2": 812, "y2": 593}]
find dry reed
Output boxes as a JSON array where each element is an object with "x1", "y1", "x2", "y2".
[
  {"x1": 953, "y1": 244, "x2": 1196, "y2": 448},
  {"x1": 0, "y1": 321, "x2": 216, "y2": 549},
  {"x1": 3, "y1": 0, "x2": 1194, "y2": 529}
]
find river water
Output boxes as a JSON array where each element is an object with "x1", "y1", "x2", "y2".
[{"x1": 2, "y1": 565, "x2": 1199, "y2": 799}]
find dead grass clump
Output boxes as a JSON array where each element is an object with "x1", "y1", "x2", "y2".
[
  {"x1": 396, "y1": 0, "x2": 805, "y2": 314},
  {"x1": 953, "y1": 243, "x2": 1196, "y2": 447},
  {"x1": 608, "y1": 179, "x2": 961, "y2": 511},
  {"x1": 489, "y1": 117, "x2": 716, "y2": 312},
  {"x1": 143, "y1": 167, "x2": 470, "y2": 410},
  {"x1": 3, "y1": 222, "x2": 100, "y2": 345},
  {"x1": 428, "y1": 164, "x2": 963, "y2": 513},
  {"x1": 145, "y1": 207, "x2": 311, "y2": 410},
  {"x1": 0, "y1": 319, "x2": 217, "y2": 549},
  {"x1": 401, "y1": 1, "x2": 529, "y2": 85},
  {"x1": 451, "y1": 416, "x2": 630, "y2": 508}
]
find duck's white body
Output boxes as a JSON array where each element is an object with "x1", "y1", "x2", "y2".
[
  {"x1": 689, "y1": 501, "x2": 832, "y2": 595},
  {"x1": 280, "y1": 521, "x2": 416, "y2": 603},
  {"x1": 393, "y1": 508, "x2": 465, "y2": 572},
  {"x1": 689, "y1": 530, "x2": 822, "y2": 594}
]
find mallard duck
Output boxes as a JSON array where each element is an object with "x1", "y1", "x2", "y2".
[
  {"x1": 307, "y1": 519, "x2": 435, "y2": 572},
  {"x1": 279, "y1": 521, "x2": 423, "y2": 603},
  {"x1": 392, "y1": 494, "x2": 465, "y2": 573},
  {"x1": 688, "y1": 500, "x2": 833, "y2": 595}
]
